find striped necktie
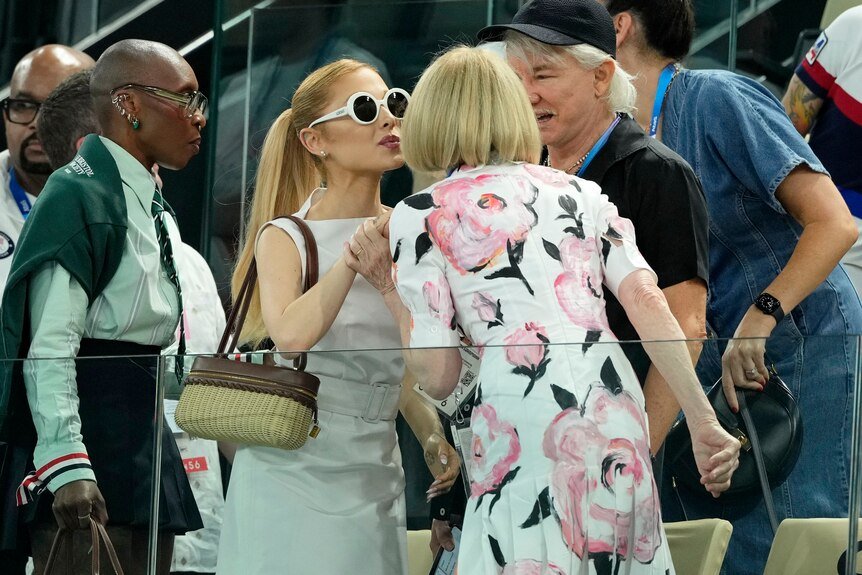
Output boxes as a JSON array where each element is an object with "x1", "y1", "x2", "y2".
[{"x1": 152, "y1": 186, "x2": 186, "y2": 382}]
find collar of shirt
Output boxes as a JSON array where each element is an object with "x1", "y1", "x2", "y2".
[
  {"x1": 98, "y1": 136, "x2": 159, "y2": 214},
  {"x1": 572, "y1": 114, "x2": 651, "y2": 182},
  {"x1": 447, "y1": 159, "x2": 523, "y2": 179}
]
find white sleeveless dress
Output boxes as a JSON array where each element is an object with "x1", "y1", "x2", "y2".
[{"x1": 217, "y1": 190, "x2": 408, "y2": 574}]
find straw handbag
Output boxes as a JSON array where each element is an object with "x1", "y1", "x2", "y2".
[
  {"x1": 44, "y1": 517, "x2": 124, "y2": 574},
  {"x1": 175, "y1": 216, "x2": 321, "y2": 450}
]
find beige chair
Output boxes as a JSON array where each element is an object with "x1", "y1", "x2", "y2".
[
  {"x1": 408, "y1": 529, "x2": 435, "y2": 575},
  {"x1": 763, "y1": 518, "x2": 862, "y2": 575},
  {"x1": 664, "y1": 519, "x2": 733, "y2": 575},
  {"x1": 821, "y1": 0, "x2": 862, "y2": 29}
]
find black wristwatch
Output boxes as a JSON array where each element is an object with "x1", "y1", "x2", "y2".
[{"x1": 754, "y1": 292, "x2": 784, "y2": 323}]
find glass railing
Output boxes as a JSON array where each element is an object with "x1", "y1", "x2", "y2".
[
  {"x1": 2, "y1": 334, "x2": 860, "y2": 573},
  {"x1": 1, "y1": 3, "x2": 855, "y2": 570}
]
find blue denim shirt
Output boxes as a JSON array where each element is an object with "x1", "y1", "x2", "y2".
[{"x1": 661, "y1": 69, "x2": 862, "y2": 352}]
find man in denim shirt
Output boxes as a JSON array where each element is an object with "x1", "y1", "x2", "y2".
[{"x1": 593, "y1": 0, "x2": 862, "y2": 573}]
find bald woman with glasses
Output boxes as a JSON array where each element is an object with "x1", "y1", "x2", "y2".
[{"x1": 0, "y1": 39, "x2": 207, "y2": 574}]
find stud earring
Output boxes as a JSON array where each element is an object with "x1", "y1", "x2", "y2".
[{"x1": 320, "y1": 151, "x2": 327, "y2": 158}]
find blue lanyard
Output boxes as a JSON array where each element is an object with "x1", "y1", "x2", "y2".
[
  {"x1": 649, "y1": 63, "x2": 677, "y2": 138},
  {"x1": 577, "y1": 115, "x2": 622, "y2": 177},
  {"x1": 8, "y1": 168, "x2": 32, "y2": 220}
]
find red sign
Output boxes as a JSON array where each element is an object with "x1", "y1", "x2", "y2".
[{"x1": 182, "y1": 456, "x2": 209, "y2": 473}]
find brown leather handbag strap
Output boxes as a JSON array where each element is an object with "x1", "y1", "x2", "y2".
[
  {"x1": 281, "y1": 215, "x2": 320, "y2": 292},
  {"x1": 94, "y1": 520, "x2": 124, "y2": 574},
  {"x1": 220, "y1": 216, "x2": 319, "y2": 367},
  {"x1": 44, "y1": 519, "x2": 124, "y2": 574},
  {"x1": 219, "y1": 259, "x2": 257, "y2": 354},
  {"x1": 43, "y1": 526, "x2": 68, "y2": 573}
]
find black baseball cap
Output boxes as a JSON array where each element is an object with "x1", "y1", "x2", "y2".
[{"x1": 477, "y1": 0, "x2": 618, "y2": 58}]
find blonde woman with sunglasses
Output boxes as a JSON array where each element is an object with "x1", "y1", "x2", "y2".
[{"x1": 217, "y1": 59, "x2": 458, "y2": 575}]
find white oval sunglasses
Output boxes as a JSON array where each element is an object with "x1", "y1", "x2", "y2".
[{"x1": 308, "y1": 88, "x2": 410, "y2": 128}]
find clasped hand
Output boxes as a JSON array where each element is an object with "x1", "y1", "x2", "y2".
[
  {"x1": 689, "y1": 417, "x2": 742, "y2": 497},
  {"x1": 343, "y1": 212, "x2": 395, "y2": 294}
]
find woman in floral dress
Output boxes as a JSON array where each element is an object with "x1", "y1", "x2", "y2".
[{"x1": 375, "y1": 47, "x2": 740, "y2": 575}]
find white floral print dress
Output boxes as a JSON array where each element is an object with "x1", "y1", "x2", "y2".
[{"x1": 390, "y1": 163, "x2": 675, "y2": 575}]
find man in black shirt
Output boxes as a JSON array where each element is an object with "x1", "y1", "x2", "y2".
[{"x1": 428, "y1": 0, "x2": 709, "y2": 554}]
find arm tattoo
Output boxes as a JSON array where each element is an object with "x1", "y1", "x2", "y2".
[{"x1": 784, "y1": 77, "x2": 823, "y2": 136}]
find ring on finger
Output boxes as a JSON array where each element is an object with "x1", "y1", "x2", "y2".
[
  {"x1": 354, "y1": 246, "x2": 364, "y2": 256},
  {"x1": 745, "y1": 368, "x2": 758, "y2": 378}
]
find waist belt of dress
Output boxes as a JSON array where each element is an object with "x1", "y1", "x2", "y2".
[{"x1": 317, "y1": 381, "x2": 401, "y2": 423}]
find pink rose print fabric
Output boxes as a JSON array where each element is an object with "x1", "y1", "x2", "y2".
[
  {"x1": 541, "y1": 384, "x2": 660, "y2": 564},
  {"x1": 553, "y1": 236, "x2": 608, "y2": 332},
  {"x1": 426, "y1": 174, "x2": 536, "y2": 272},
  {"x1": 473, "y1": 291, "x2": 504, "y2": 328},
  {"x1": 470, "y1": 404, "x2": 521, "y2": 510},
  {"x1": 504, "y1": 322, "x2": 551, "y2": 397},
  {"x1": 423, "y1": 275, "x2": 456, "y2": 330},
  {"x1": 542, "y1": 195, "x2": 610, "y2": 337},
  {"x1": 523, "y1": 163, "x2": 575, "y2": 188},
  {"x1": 605, "y1": 213, "x2": 636, "y2": 245},
  {"x1": 422, "y1": 174, "x2": 538, "y2": 295},
  {"x1": 389, "y1": 164, "x2": 669, "y2": 575}
]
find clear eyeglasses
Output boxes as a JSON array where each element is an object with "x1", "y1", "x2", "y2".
[{"x1": 110, "y1": 84, "x2": 209, "y2": 119}]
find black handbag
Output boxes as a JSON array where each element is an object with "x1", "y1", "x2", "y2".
[{"x1": 665, "y1": 369, "x2": 803, "y2": 531}]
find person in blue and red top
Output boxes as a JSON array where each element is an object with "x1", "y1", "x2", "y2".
[{"x1": 783, "y1": 6, "x2": 862, "y2": 293}]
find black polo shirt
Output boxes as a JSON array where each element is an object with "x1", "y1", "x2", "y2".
[{"x1": 565, "y1": 114, "x2": 709, "y2": 384}]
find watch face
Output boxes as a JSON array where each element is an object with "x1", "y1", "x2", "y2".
[{"x1": 756, "y1": 293, "x2": 781, "y2": 314}]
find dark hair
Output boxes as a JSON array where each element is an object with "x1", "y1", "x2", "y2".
[
  {"x1": 37, "y1": 69, "x2": 98, "y2": 169},
  {"x1": 605, "y1": 0, "x2": 695, "y2": 61}
]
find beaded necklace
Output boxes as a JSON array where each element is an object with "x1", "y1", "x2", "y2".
[{"x1": 543, "y1": 151, "x2": 589, "y2": 174}]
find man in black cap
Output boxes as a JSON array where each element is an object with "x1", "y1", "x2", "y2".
[{"x1": 427, "y1": 0, "x2": 710, "y2": 554}]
